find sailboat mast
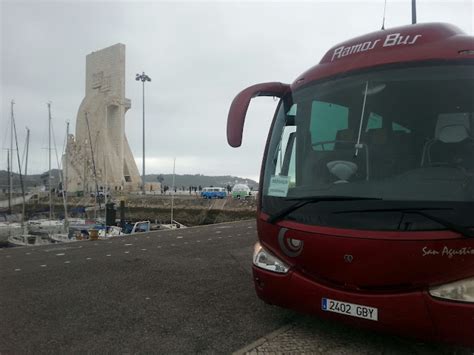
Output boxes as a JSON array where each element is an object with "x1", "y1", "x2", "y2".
[
  {"x1": 7, "y1": 151, "x2": 11, "y2": 214},
  {"x1": 9, "y1": 100, "x2": 14, "y2": 214},
  {"x1": 47, "y1": 102, "x2": 52, "y2": 221},
  {"x1": 24, "y1": 127, "x2": 30, "y2": 176},
  {"x1": 11, "y1": 101, "x2": 26, "y2": 226},
  {"x1": 171, "y1": 157, "x2": 176, "y2": 224},
  {"x1": 84, "y1": 112, "x2": 100, "y2": 219},
  {"x1": 61, "y1": 122, "x2": 69, "y2": 231},
  {"x1": 65, "y1": 122, "x2": 69, "y2": 194},
  {"x1": 104, "y1": 155, "x2": 107, "y2": 205}
]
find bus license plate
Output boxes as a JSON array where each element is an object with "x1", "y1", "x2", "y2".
[{"x1": 321, "y1": 298, "x2": 378, "y2": 321}]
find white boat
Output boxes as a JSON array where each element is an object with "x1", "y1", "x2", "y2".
[
  {"x1": 50, "y1": 232, "x2": 76, "y2": 243},
  {"x1": 127, "y1": 221, "x2": 151, "y2": 234},
  {"x1": 27, "y1": 219, "x2": 64, "y2": 234},
  {"x1": 157, "y1": 220, "x2": 187, "y2": 230},
  {"x1": 8, "y1": 233, "x2": 52, "y2": 247},
  {"x1": 50, "y1": 222, "x2": 101, "y2": 243},
  {"x1": 98, "y1": 226, "x2": 123, "y2": 238},
  {"x1": 47, "y1": 221, "x2": 151, "y2": 244},
  {"x1": 0, "y1": 222, "x2": 23, "y2": 243}
]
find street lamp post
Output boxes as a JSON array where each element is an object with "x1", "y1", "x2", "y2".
[{"x1": 136, "y1": 71, "x2": 151, "y2": 194}]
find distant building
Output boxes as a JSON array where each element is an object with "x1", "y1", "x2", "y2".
[
  {"x1": 64, "y1": 44, "x2": 141, "y2": 193},
  {"x1": 144, "y1": 182, "x2": 161, "y2": 193}
]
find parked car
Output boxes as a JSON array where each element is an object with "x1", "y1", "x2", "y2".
[
  {"x1": 231, "y1": 184, "x2": 251, "y2": 199},
  {"x1": 201, "y1": 187, "x2": 227, "y2": 199}
]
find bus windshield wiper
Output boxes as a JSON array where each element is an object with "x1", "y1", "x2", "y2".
[
  {"x1": 334, "y1": 207, "x2": 474, "y2": 238},
  {"x1": 267, "y1": 196, "x2": 382, "y2": 224}
]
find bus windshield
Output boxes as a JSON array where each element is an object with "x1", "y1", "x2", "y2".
[{"x1": 262, "y1": 64, "x2": 474, "y2": 230}]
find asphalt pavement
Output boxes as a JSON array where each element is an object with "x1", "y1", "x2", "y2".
[
  {"x1": 0, "y1": 220, "x2": 296, "y2": 353},
  {"x1": 1, "y1": 220, "x2": 472, "y2": 354}
]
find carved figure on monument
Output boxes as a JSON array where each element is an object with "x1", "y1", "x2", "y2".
[{"x1": 64, "y1": 43, "x2": 141, "y2": 193}]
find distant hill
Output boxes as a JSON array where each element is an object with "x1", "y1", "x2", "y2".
[
  {"x1": 0, "y1": 169, "x2": 61, "y2": 191},
  {"x1": 145, "y1": 174, "x2": 258, "y2": 190},
  {"x1": 0, "y1": 170, "x2": 258, "y2": 191}
]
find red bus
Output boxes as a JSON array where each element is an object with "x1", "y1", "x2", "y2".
[{"x1": 227, "y1": 22, "x2": 474, "y2": 346}]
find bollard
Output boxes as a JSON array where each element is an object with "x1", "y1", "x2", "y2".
[
  {"x1": 89, "y1": 229, "x2": 99, "y2": 240},
  {"x1": 120, "y1": 200, "x2": 125, "y2": 229}
]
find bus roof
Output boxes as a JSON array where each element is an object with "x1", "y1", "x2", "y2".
[{"x1": 293, "y1": 23, "x2": 473, "y2": 90}]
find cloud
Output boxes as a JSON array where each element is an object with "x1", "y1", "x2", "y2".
[{"x1": 1, "y1": 0, "x2": 472, "y2": 183}]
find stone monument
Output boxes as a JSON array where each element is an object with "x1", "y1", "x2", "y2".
[{"x1": 64, "y1": 43, "x2": 141, "y2": 194}]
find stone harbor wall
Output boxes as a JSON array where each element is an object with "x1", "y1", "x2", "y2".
[{"x1": 26, "y1": 195, "x2": 257, "y2": 227}]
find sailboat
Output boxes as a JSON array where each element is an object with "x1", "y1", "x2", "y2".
[
  {"x1": 0, "y1": 155, "x2": 22, "y2": 244},
  {"x1": 0, "y1": 103, "x2": 23, "y2": 245},
  {"x1": 158, "y1": 158, "x2": 186, "y2": 230},
  {"x1": 45, "y1": 111, "x2": 74, "y2": 242},
  {"x1": 25, "y1": 103, "x2": 64, "y2": 238},
  {"x1": 0, "y1": 221, "x2": 22, "y2": 245},
  {"x1": 7, "y1": 100, "x2": 53, "y2": 247},
  {"x1": 51, "y1": 116, "x2": 112, "y2": 242}
]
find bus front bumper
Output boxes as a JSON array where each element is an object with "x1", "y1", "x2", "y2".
[{"x1": 252, "y1": 266, "x2": 474, "y2": 347}]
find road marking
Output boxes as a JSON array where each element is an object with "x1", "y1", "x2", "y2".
[
  {"x1": 56, "y1": 253, "x2": 65, "y2": 256},
  {"x1": 215, "y1": 231, "x2": 222, "y2": 234},
  {"x1": 14, "y1": 268, "x2": 21, "y2": 272},
  {"x1": 64, "y1": 261, "x2": 71, "y2": 264},
  {"x1": 106, "y1": 254, "x2": 111, "y2": 257},
  {"x1": 141, "y1": 249, "x2": 147, "y2": 251},
  {"x1": 157, "y1": 246, "x2": 162, "y2": 248},
  {"x1": 40, "y1": 265, "x2": 47, "y2": 267},
  {"x1": 86, "y1": 257, "x2": 92, "y2": 260},
  {"x1": 196, "y1": 240, "x2": 201, "y2": 243},
  {"x1": 124, "y1": 251, "x2": 130, "y2": 254},
  {"x1": 177, "y1": 236, "x2": 183, "y2": 239},
  {"x1": 25, "y1": 253, "x2": 31, "y2": 255},
  {"x1": 44, "y1": 246, "x2": 82, "y2": 252},
  {"x1": 125, "y1": 244, "x2": 133, "y2": 246}
]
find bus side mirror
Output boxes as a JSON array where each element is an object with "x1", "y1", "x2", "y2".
[{"x1": 227, "y1": 82, "x2": 290, "y2": 147}]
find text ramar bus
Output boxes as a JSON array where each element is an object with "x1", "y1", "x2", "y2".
[{"x1": 227, "y1": 23, "x2": 474, "y2": 346}]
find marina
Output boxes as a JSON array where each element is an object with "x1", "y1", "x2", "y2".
[{"x1": 3, "y1": 1, "x2": 471, "y2": 352}]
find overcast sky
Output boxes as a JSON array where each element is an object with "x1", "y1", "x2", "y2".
[{"x1": 1, "y1": 0, "x2": 472, "y2": 182}]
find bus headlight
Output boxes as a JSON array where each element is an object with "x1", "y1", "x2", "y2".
[
  {"x1": 429, "y1": 277, "x2": 474, "y2": 303},
  {"x1": 253, "y1": 242, "x2": 289, "y2": 274}
]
